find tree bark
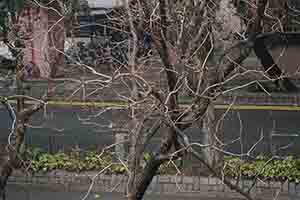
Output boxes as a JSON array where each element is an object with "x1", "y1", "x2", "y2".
[
  {"x1": 202, "y1": 103, "x2": 223, "y2": 169},
  {"x1": 253, "y1": 34, "x2": 298, "y2": 91},
  {"x1": 0, "y1": 101, "x2": 43, "y2": 200},
  {"x1": 133, "y1": 127, "x2": 177, "y2": 200},
  {"x1": 0, "y1": 57, "x2": 44, "y2": 200},
  {"x1": 128, "y1": 0, "x2": 180, "y2": 198},
  {"x1": 0, "y1": 122, "x2": 24, "y2": 200}
]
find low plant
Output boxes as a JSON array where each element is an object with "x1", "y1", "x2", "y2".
[
  {"x1": 224, "y1": 156, "x2": 300, "y2": 183},
  {"x1": 24, "y1": 148, "x2": 178, "y2": 175}
]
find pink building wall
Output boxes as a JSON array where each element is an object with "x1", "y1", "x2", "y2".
[{"x1": 16, "y1": 3, "x2": 65, "y2": 79}]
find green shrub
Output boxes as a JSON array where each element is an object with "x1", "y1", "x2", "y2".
[
  {"x1": 24, "y1": 148, "x2": 177, "y2": 175},
  {"x1": 24, "y1": 149, "x2": 300, "y2": 182},
  {"x1": 224, "y1": 156, "x2": 300, "y2": 183}
]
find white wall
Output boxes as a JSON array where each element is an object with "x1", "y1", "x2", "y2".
[
  {"x1": 0, "y1": 42, "x2": 12, "y2": 59},
  {"x1": 87, "y1": 0, "x2": 125, "y2": 8}
]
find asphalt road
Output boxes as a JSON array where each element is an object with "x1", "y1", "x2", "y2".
[
  {"x1": 7, "y1": 184, "x2": 125, "y2": 200},
  {"x1": 1, "y1": 106, "x2": 300, "y2": 156},
  {"x1": 1, "y1": 107, "x2": 300, "y2": 200},
  {"x1": 6, "y1": 184, "x2": 244, "y2": 200}
]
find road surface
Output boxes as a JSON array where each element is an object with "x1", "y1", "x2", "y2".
[
  {"x1": 1, "y1": 106, "x2": 300, "y2": 156},
  {"x1": 6, "y1": 184, "x2": 244, "y2": 200}
]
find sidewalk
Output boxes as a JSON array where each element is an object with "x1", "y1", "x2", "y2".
[{"x1": 7, "y1": 183, "x2": 246, "y2": 200}]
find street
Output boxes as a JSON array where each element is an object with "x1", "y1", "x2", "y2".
[
  {"x1": 6, "y1": 184, "x2": 243, "y2": 200},
  {"x1": 1, "y1": 106, "x2": 300, "y2": 156}
]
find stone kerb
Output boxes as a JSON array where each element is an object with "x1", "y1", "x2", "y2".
[{"x1": 8, "y1": 171, "x2": 300, "y2": 199}]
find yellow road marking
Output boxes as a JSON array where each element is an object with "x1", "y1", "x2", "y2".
[
  {"x1": 215, "y1": 104, "x2": 300, "y2": 111},
  {"x1": 4, "y1": 100, "x2": 300, "y2": 111}
]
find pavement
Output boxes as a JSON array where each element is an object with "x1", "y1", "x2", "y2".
[{"x1": 6, "y1": 184, "x2": 244, "y2": 200}]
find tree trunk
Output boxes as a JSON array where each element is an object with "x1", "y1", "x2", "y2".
[
  {"x1": 115, "y1": 131, "x2": 126, "y2": 160},
  {"x1": 127, "y1": 1, "x2": 271, "y2": 200},
  {"x1": 0, "y1": 119, "x2": 26, "y2": 200},
  {"x1": 202, "y1": 103, "x2": 222, "y2": 169},
  {"x1": 0, "y1": 54, "x2": 26, "y2": 199},
  {"x1": 0, "y1": 38, "x2": 44, "y2": 199},
  {"x1": 132, "y1": 127, "x2": 176, "y2": 200},
  {"x1": 253, "y1": 34, "x2": 298, "y2": 92}
]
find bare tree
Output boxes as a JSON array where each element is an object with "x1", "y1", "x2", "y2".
[
  {"x1": 112, "y1": 0, "x2": 300, "y2": 200},
  {"x1": 111, "y1": 0, "x2": 270, "y2": 200},
  {"x1": 0, "y1": 1, "x2": 79, "y2": 199},
  {"x1": 0, "y1": 1, "x2": 299, "y2": 200},
  {"x1": 0, "y1": 41, "x2": 45, "y2": 200}
]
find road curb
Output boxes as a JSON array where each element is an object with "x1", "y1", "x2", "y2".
[{"x1": 8, "y1": 171, "x2": 300, "y2": 199}]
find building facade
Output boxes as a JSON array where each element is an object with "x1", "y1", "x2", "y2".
[{"x1": 16, "y1": 1, "x2": 64, "y2": 79}]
